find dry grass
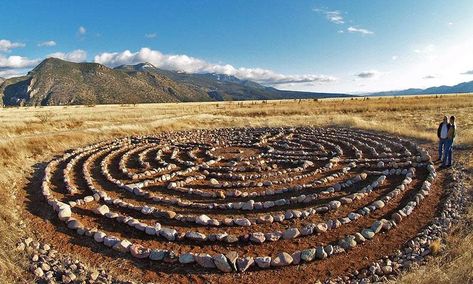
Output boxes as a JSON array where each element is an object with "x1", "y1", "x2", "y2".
[{"x1": 1, "y1": 94, "x2": 472, "y2": 282}]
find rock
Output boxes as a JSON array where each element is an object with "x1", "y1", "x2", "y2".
[
  {"x1": 283, "y1": 228, "x2": 300, "y2": 240},
  {"x1": 93, "y1": 231, "x2": 106, "y2": 243},
  {"x1": 292, "y1": 251, "x2": 302, "y2": 265},
  {"x1": 195, "y1": 253, "x2": 216, "y2": 268},
  {"x1": 145, "y1": 226, "x2": 157, "y2": 236},
  {"x1": 250, "y1": 232, "x2": 266, "y2": 244},
  {"x1": 382, "y1": 265, "x2": 393, "y2": 274},
  {"x1": 34, "y1": 267, "x2": 44, "y2": 277},
  {"x1": 149, "y1": 249, "x2": 167, "y2": 261},
  {"x1": 373, "y1": 200, "x2": 385, "y2": 209},
  {"x1": 315, "y1": 223, "x2": 328, "y2": 233},
  {"x1": 93, "y1": 205, "x2": 109, "y2": 215},
  {"x1": 213, "y1": 254, "x2": 232, "y2": 272},
  {"x1": 354, "y1": 232, "x2": 366, "y2": 243},
  {"x1": 301, "y1": 248, "x2": 316, "y2": 262},
  {"x1": 196, "y1": 214, "x2": 211, "y2": 225},
  {"x1": 130, "y1": 244, "x2": 150, "y2": 259},
  {"x1": 315, "y1": 246, "x2": 327, "y2": 259},
  {"x1": 67, "y1": 219, "x2": 82, "y2": 230},
  {"x1": 225, "y1": 251, "x2": 238, "y2": 271},
  {"x1": 58, "y1": 205, "x2": 72, "y2": 221},
  {"x1": 160, "y1": 228, "x2": 177, "y2": 241},
  {"x1": 255, "y1": 256, "x2": 271, "y2": 268},
  {"x1": 361, "y1": 228, "x2": 375, "y2": 239},
  {"x1": 185, "y1": 231, "x2": 207, "y2": 241},
  {"x1": 265, "y1": 232, "x2": 282, "y2": 242},
  {"x1": 209, "y1": 178, "x2": 219, "y2": 186},
  {"x1": 103, "y1": 236, "x2": 120, "y2": 247},
  {"x1": 237, "y1": 257, "x2": 254, "y2": 272},
  {"x1": 234, "y1": 218, "x2": 251, "y2": 227},
  {"x1": 371, "y1": 220, "x2": 384, "y2": 233},
  {"x1": 179, "y1": 253, "x2": 195, "y2": 264},
  {"x1": 242, "y1": 200, "x2": 255, "y2": 210},
  {"x1": 271, "y1": 252, "x2": 293, "y2": 267},
  {"x1": 113, "y1": 239, "x2": 132, "y2": 253}
]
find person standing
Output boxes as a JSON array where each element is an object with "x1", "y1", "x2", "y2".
[
  {"x1": 437, "y1": 116, "x2": 450, "y2": 162},
  {"x1": 442, "y1": 115, "x2": 456, "y2": 167}
]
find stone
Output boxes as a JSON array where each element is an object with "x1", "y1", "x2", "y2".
[
  {"x1": 34, "y1": 267, "x2": 44, "y2": 277},
  {"x1": 93, "y1": 231, "x2": 106, "y2": 243},
  {"x1": 195, "y1": 253, "x2": 216, "y2": 268},
  {"x1": 361, "y1": 229, "x2": 375, "y2": 240},
  {"x1": 242, "y1": 200, "x2": 255, "y2": 210},
  {"x1": 315, "y1": 223, "x2": 328, "y2": 233},
  {"x1": 160, "y1": 228, "x2": 177, "y2": 241},
  {"x1": 113, "y1": 239, "x2": 132, "y2": 253},
  {"x1": 255, "y1": 256, "x2": 271, "y2": 268},
  {"x1": 149, "y1": 249, "x2": 167, "y2": 261},
  {"x1": 373, "y1": 200, "x2": 385, "y2": 209},
  {"x1": 354, "y1": 232, "x2": 366, "y2": 243},
  {"x1": 234, "y1": 218, "x2": 251, "y2": 226},
  {"x1": 250, "y1": 232, "x2": 266, "y2": 244},
  {"x1": 283, "y1": 228, "x2": 300, "y2": 240},
  {"x1": 213, "y1": 254, "x2": 232, "y2": 272},
  {"x1": 371, "y1": 220, "x2": 384, "y2": 233},
  {"x1": 301, "y1": 248, "x2": 316, "y2": 262},
  {"x1": 179, "y1": 253, "x2": 195, "y2": 264},
  {"x1": 237, "y1": 257, "x2": 254, "y2": 272},
  {"x1": 185, "y1": 231, "x2": 207, "y2": 241},
  {"x1": 315, "y1": 246, "x2": 327, "y2": 259},
  {"x1": 196, "y1": 214, "x2": 211, "y2": 225},
  {"x1": 58, "y1": 205, "x2": 72, "y2": 221},
  {"x1": 225, "y1": 234, "x2": 239, "y2": 243},
  {"x1": 292, "y1": 250, "x2": 302, "y2": 265},
  {"x1": 93, "y1": 205, "x2": 109, "y2": 215},
  {"x1": 265, "y1": 232, "x2": 282, "y2": 242},
  {"x1": 225, "y1": 251, "x2": 238, "y2": 271},
  {"x1": 130, "y1": 244, "x2": 150, "y2": 259},
  {"x1": 271, "y1": 252, "x2": 293, "y2": 267}
]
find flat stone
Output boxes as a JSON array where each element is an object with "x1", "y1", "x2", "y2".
[
  {"x1": 185, "y1": 231, "x2": 207, "y2": 241},
  {"x1": 225, "y1": 251, "x2": 238, "y2": 271},
  {"x1": 149, "y1": 249, "x2": 167, "y2": 261},
  {"x1": 371, "y1": 220, "x2": 384, "y2": 233},
  {"x1": 265, "y1": 232, "x2": 282, "y2": 242},
  {"x1": 93, "y1": 205, "x2": 109, "y2": 215},
  {"x1": 113, "y1": 239, "x2": 132, "y2": 253},
  {"x1": 130, "y1": 244, "x2": 150, "y2": 259},
  {"x1": 213, "y1": 254, "x2": 232, "y2": 272},
  {"x1": 93, "y1": 231, "x2": 106, "y2": 243},
  {"x1": 283, "y1": 228, "x2": 300, "y2": 240},
  {"x1": 315, "y1": 246, "x2": 327, "y2": 259},
  {"x1": 160, "y1": 228, "x2": 177, "y2": 241},
  {"x1": 237, "y1": 257, "x2": 254, "y2": 272},
  {"x1": 195, "y1": 253, "x2": 216, "y2": 268},
  {"x1": 103, "y1": 236, "x2": 120, "y2": 247},
  {"x1": 301, "y1": 248, "x2": 316, "y2": 262},
  {"x1": 271, "y1": 252, "x2": 293, "y2": 267},
  {"x1": 250, "y1": 232, "x2": 266, "y2": 244},
  {"x1": 179, "y1": 253, "x2": 195, "y2": 264},
  {"x1": 255, "y1": 256, "x2": 271, "y2": 268},
  {"x1": 315, "y1": 223, "x2": 328, "y2": 233},
  {"x1": 234, "y1": 218, "x2": 251, "y2": 227},
  {"x1": 196, "y1": 214, "x2": 211, "y2": 225},
  {"x1": 361, "y1": 228, "x2": 375, "y2": 239}
]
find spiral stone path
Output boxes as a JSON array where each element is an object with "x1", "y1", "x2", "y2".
[{"x1": 38, "y1": 127, "x2": 438, "y2": 274}]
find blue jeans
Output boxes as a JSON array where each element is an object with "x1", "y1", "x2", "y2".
[
  {"x1": 442, "y1": 139, "x2": 453, "y2": 166},
  {"x1": 438, "y1": 138, "x2": 448, "y2": 160}
]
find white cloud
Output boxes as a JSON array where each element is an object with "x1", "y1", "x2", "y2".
[
  {"x1": 38, "y1": 40, "x2": 57, "y2": 47},
  {"x1": 461, "y1": 70, "x2": 473, "y2": 75},
  {"x1": 145, "y1": 33, "x2": 157, "y2": 39},
  {"x1": 0, "y1": 54, "x2": 39, "y2": 70},
  {"x1": 347, "y1": 26, "x2": 374, "y2": 35},
  {"x1": 414, "y1": 44, "x2": 435, "y2": 54},
  {"x1": 94, "y1": 47, "x2": 336, "y2": 85},
  {"x1": 48, "y1": 49, "x2": 87, "y2": 62},
  {"x1": 355, "y1": 70, "x2": 382, "y2": 79},
  {"x1": 392, "y1": 55, "x2": 398, "y2": 61},
  {"x1": 78, "y1": 26, "x2": 86, "y2": 35},
  {"x1": 0, "y1": 39, "x2": 26, "y2": 52},
  {"x1": 313, "y1": 8, "x2": 344, "y2": 24},
  {"x1": 423, "y1": 75, "x2": 436, "y2": 79}
]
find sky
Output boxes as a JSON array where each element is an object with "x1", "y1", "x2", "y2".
[{"x1": 1, "y1": 0, "x2": 473, "y2": 93}]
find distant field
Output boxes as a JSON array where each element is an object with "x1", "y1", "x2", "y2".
[{"x1": 0, "y1": 94, "x2": 472, "y2": 283}]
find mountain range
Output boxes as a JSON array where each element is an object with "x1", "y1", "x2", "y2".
[
  {"x1": 369, "y1": 81, "x2": 473, "y2": 97},
  {"x1": 0, "y1": 58, "x2": 351, "y2": 106}
]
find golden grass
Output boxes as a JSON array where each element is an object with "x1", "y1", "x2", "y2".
[{"x1": 1, "y1": 94, "x2": 472, "y2": 282}]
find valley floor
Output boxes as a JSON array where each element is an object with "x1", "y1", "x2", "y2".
[{"x1": 0, "y1": 94, "x2": 472, "y2": 283}]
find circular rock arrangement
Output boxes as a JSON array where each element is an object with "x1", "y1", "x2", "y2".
[{"x1": 38, "y1": 127, "x2": 441, "y2": 275}]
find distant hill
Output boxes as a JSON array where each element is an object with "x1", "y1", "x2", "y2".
[
  {"x1": 0, "y1": 59, "x2": 352, "y2": 106},
  {"x1": 369, "y1": 80, "x2": 473, "y2": 97},
  {"x1": 0, "y1": 77, "x2": 4, "y2": 85}
]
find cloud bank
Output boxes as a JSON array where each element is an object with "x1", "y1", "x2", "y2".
[
  {"x1": 355, "y1": 70, "x2": 381, "y2": 79},
  {"x1": 0, "y1": 39, "x2": 26, "y2": 52},
  {"x1": 38, "y1": 40, "x2": 57, "y2": 47},
  {"x1": 94, "y1": 48, "x2": 336, "y2": 85},
  {"x1": 48, "y1": 49, "x2": 87, "y2": 62}
]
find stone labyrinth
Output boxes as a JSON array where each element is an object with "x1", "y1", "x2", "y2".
[{"x1": 40, "y1": 127, "x2": 437, "y2": 274}]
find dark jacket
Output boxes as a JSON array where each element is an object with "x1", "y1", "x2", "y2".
[
  {"x1": 437, "y1": 122, "x2": 451, "y2": 139},
  {"x1": 447, "y1": 123, "x2": 456, "y2": 140}
]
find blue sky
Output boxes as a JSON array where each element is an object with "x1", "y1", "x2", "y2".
[{"x1": 1, "y1": 0, "x2": 473, "y2": 93}]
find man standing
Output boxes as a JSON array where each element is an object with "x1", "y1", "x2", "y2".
[
  {"x1": 437, "y1": 116, "x2": 450, "y2": 162},
  {"x1": 442, "y1": 115, "x2": 456, "y2": 167}
]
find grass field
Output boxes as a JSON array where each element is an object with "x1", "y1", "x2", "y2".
[{"x1": 1, "y1": 94, "x2": 472, "y2": 283}]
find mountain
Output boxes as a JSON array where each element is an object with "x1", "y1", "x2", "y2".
[
  {"x1": 0, "y1": 77, "x2": 4, "y2": 85},
  {"x1": 369, "y1": 80, "x2": 473, "y2": 97},
  {"x1": 0, "y1": 58, "x2": 352, "y2": 106},
  {"x1": 114, "y1": 63, "x2": 351, "y2": 101}
]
